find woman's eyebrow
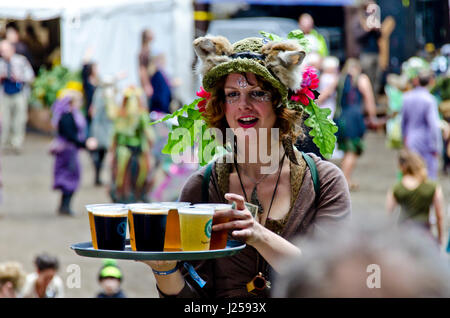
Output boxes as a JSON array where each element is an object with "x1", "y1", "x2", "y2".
[{"x1": 224, "y1": 85, "x2": 261, "y2": 90}]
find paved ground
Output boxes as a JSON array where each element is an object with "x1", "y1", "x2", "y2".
[{"x1": 1, "y1": 130, "x2": 448, "y2": 297}]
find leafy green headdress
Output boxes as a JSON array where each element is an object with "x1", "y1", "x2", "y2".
[{"x1": 151, "y1": 30, "x2": 337, "y2": 165}]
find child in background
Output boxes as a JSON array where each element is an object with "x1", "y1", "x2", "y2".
[
  {"x1": 0, "y1": 261, "x2": 26, "y2": 298},
  {"x1": 386, "y1": 149, "x2": 445, "y2": 246},
  {"x1": 50, "y1": 82, "x2": 98, "y2": 215},
  {"x1": 21, "y1": 253, "x2": 64, "y2": 298},
  {"x1": 96, "y1": 259, "x2": 126, "y2": 298}
]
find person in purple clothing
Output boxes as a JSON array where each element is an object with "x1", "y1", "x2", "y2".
[
  {"x1": 50, "y1": 84, "x2": 97, "y2": 215},
  {"x1": 401, "y1": 71, "x2": 442, "y2": 180}
]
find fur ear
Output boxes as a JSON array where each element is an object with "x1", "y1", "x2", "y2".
[
  {"x1": 262, "y1": 40, "x2": 306, "y2": 90},
  {"x1": 193, "y1": 35, "x2": 233, "y2": 76}
]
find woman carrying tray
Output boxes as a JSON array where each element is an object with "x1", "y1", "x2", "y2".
[{"x1": 142, "y1": 32, "x2": 351, "y2": 297}]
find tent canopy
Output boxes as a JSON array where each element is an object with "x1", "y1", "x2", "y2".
[{"x1": 0, "y1": 0, "x2": 195, "y2": 104}]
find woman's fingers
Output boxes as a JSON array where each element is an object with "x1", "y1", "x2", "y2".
[{"x1": 225, "y1": 193, "x2": 246, "y2": 210}]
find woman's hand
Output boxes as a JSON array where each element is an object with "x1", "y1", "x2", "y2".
[
  {"x1": 213, "y1": 193, "x2": 265, "y2": 246},
  {"x1": 139, "y1": 260, "x2": 178, "y2": 272}
]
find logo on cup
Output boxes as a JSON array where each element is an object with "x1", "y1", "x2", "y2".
[
  {"x1": 204, "y1": 219, "x2": 212, "y2": 239},
  {"x1": 117, "y1": 221, "x2": 127, "y2": 237}
]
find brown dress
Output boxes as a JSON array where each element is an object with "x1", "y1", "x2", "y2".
[{"x1": 159, "y1": 150, "x2": 351, "y2": 298}]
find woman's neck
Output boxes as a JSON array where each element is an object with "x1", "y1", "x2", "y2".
[{"x1": 234, "y1": 140, "x2": 285, "y2": 178}]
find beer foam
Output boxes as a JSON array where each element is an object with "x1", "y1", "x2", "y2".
[
  {"x1": 91, "y1": 210, "x2": 128, "y2": 217},
  {"x1": 130, "y1": 208, "x2": 169, "y2": 215},
  {"x1": 85, "y1": 203, "x2": 126, "y2": 212},
  {"x1": 126, "y1": 203, "x2": 162, "y2": 210},
  {"x1": 90, "y1": 206, "x2": 128, "y2": 217},
  {"x1": 178, "y1": 207, "x2": 215, "y2": 215},
  {"x1": 194, "y1": 203, "x2": 232, "y2": 211}
]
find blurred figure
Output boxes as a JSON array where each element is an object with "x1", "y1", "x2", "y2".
[
  {"x1": 0, "y1": 261, "x2": 26, "y2": 298},
  {"x1": 401, "y1": 70, "x2": 441, "y2": 179},
  {"x1": 50, "y1": 82, "x2": 98, "y2": 215},
  {"x1": 81, "y1": 60, "x2": 99, "y2": 129},
  {"x1": 21, "y1": 253, "x2": 64, "y2": 298},
  {"x1": 384, "y1": 73, "x2": 407, "y2": 149},
  {"x1": 273, "y1": 213, "x2": 450, "y2": 297},
  {"x1": 352, "y1": 0, "x2": 382, "y2": 96},
  {"x1": 386, "y1": 149, "x2": 445, "y2": 245},
  {"x1": 5, "y1": 22, "x2": 33, "y2": 68},
  {"x1": 109, "y1": 86, "x2": 155, "y2": 203},
  {"x1": 298, "y1": 13, "x2": 328, "y2": 57},
  {"x1": 317, "y1": 56, "x2": 340, "y2": 119},
  {"x1": 89, "y1": 75, "x2": 122, "y2": 186},
  {"x1": 139, "y1": 29, "x2": 172, "y2": 113},
  {"x1": 96, "y1": 259, "x2": 126, "y2": 298},
  {"x1": 334, "y1": 58, "x2": 377, "y2": 190},
  {"x1": 0, "y1": 39, "x2": 35, "y2": 154},
  {"x1": 22, "y1": 24, "x2": 46, "y2": 74}
]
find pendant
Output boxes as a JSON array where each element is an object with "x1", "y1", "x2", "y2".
[
  {"x1": 246, "y1": 272, "x2": 271, "y2": 294},
  {"x1": 250, "y1": 186, "x2": 264, "y2": 215}
]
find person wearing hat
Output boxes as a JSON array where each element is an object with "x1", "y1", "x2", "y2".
[
  {"x1": 96, "y1": 259, "x2": 126, "y2": 298},
  {"x1": 141, "y1": 32, "x2": 351, "y2": 298},
  {"x1": 50, "y1": 82, "x2": 98, "y2": 215}
]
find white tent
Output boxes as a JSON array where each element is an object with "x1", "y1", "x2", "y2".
[{"x1": 0, "y1": 0, "x2": 195, "y2": 103}]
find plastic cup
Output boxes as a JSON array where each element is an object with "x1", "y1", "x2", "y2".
[
  {"x1": 128, "y1": 206, "x2": 169, "y2": 251},
  {"x1": 89, "y1": 205, "x2": 128, "y2": 250},
  {"x1": 159, "y1": 202, "x2": 191, "y2": 251},
  {"x1": 85, "y1": 203, "x2": 127, "y2": 250},
  {"x1": 194, "y1": 203, "x2": 232, "y2": 250},
  {"x1": 178, "y1": 206, "x2": 214, "y2": 251}
]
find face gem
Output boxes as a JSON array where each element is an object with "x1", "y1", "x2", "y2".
[{"x1": 237, "y1": 75, "x2": 248, "y2": 88}]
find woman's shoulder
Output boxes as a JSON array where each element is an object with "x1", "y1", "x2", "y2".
[
  {"x1": 304, "y1": 152, "x2": 345, "y2": 182},
  {"x1": 178, "y1": 164, "x2": 210, "y2": 203}
]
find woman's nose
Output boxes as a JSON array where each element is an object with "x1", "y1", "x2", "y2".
[{"x1": 236, "y1": 93, "x2": 252, "y2": 109}]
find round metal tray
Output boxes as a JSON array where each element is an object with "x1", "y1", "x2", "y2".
[{"x1": 70, "y1": 239, "x2": 246, "y2": 261}]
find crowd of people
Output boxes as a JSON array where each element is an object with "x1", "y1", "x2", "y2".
[{"x1": 0, "y1": 3, "x2": 450, "y2": 299}]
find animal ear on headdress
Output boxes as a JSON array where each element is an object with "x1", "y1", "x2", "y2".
[
  {"x1": 193, "y1": 35, "x2": 233, "y2": 76},
  {"x1": 262, "y1": 40, "x2": 306, "y2": 91}
]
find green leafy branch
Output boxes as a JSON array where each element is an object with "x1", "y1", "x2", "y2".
[
  {"x1": 260, "y1": 29, "x2": 309, "y2": 51},
  {"x1": 150, "y1": 98, "x2": 226, "y2": 166},
  {"x1": 303, "y1": 98, "x2": 338, "y2": 159}
]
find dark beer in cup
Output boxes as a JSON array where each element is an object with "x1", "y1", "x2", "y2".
[
  {"x1": 90, "y1": 206, "x2": 128, "y2": 250},
  {"x1": 128, "y1": 207, "x2": 169, "y2": 251},
  {"x1": 85, "y1": 203, "x2": 126, "y2": 250}
]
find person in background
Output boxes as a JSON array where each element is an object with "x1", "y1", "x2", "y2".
[
  {"x1": 386, "y1": 149, "x2": 445, "y2": 246},
  {"x1": 5, "y1": 22, "x2": 34, "y2": 69},
  {"x1": 0, "y1": 40, "x2": 35, "y2": 154},
  {"x1": 96, "y1": 259, "x2": 126, "y2": 298},
  {"x1": 317, "y1": 56, "x2": 340, "y2": 119},
  {"x1": 298, "y1": 13, "x2": 328, "y2": 58},
  {"x1": 334, "y1": 58, "x2": 377, "y2": 190},
  {"x1": 108, "y1": 86, "x2": 155, "y2": 203},
  {"x1": 50, "y1": 82, "x2": 98, "y2": 215},
  {"x1": 138, "y1": 29, "x2": 172, "y2": 113},
  {"x1": 352, "y1": 0, "x2": 382, "y2": 96},
  {"x1": 21, "y1": 253, "x2": 64, "y2": 298},
  {"x1": 273, "y1": 213, "x2": 450, "y2": 297},
  {"x1": 401, "y1": 70, "x2": 441, "y2": 180},
  {"x1": 0, "y1": 261, "x2": 26, "y2": 298}
]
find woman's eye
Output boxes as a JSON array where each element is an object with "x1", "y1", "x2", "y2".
[
  {"x1": 250, "y1": 90, "x2": 271, "y2": 101},
  {"x1": 226, "y1": 91, "x2": 239, "y2": 98}
]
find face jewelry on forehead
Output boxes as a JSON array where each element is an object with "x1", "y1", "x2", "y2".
[{"x1": 237, "y1": 75, "x2": 248, "y2": 88}]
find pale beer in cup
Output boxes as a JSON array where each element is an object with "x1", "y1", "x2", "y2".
[{"x1": 178, "y1": 207, "x2": 214, "y2": 251}]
